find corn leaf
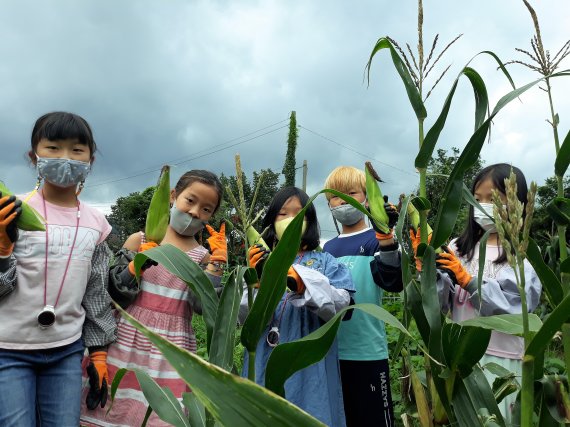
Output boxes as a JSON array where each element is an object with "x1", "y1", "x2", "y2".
[
  {"x1": 115, "y1": 304, "x2": 325, "y2": 427},
  {"x1": 526, "y1": 292, "x2": 570, "y2": 359},
  {"x1": 420, "y1": 245, "x2": 442, "y2": 357},
  {"x1": 459, "y1": 313, "x2": 542, "y2": 336},
  {"x1": 366, "y1": 37, "x2": 426, "y2": 120},
  {"x1": 555, "y1": 129, "x2": 570, "y2": 177},
  {"x1": 415, "y1": 67, "x2": 488, "y2": 169},
  {"x1": 208, "y1": 267, "x2": 243, "y2": 371},
  {"x1": 546, "y1": 197, "x2": 570, "y2": 226},
  {"x1": 134, "y1": 244, "x2": 219, "y2": 352},
  {"x1": 442, "y1": 323, "x2": 491, "y2": 379},
  {"x1": 132, "y1": 369, "x2": 190, "y2": 427},
  {"x1": 145, "y1": 165, "x2": 170, "y2": 243},
  {"x1": 0, "y1": 181, "x2": 45, "y2": 231},
  {"x1": 526, "y1": 237, "x2": 564, "y2": 307},
  {"x1": 265, "y1": 303, "x2": 410, "y2": 397},
  {"x1": 410, "y1": 367, "x2": 433, "y2": 427},
  {"x1": 431, "y1": 76, "x2": 547, "y2": 249},
  {"x1": 182, "y1": 392, "x2": 206, "y2": 427}
]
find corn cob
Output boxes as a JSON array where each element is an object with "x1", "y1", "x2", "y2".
[
  {"x1": 246, "y1": 225, "x2": 269, "y2": 251},
  {"x1": 406, "y1": 197, "x2": 433, "y2": 235},
  {"x1": 364, "y1": 162, "x2": 390, "y2": 233},
  {"x1": 145, "y1": 165, "x2": 170, "y2": 243},
  {"x1": 0, "y1": 181, "x2": 45, "y2": 231}
]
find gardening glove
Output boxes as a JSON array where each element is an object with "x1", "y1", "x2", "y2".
[
  {"x1": 206, "y1": 223, "x2": 227, "y2": 264},
  {"x1": 372, "y1": 196, "x2": 398, "y2": 241},
  {"x1": 86, "y1": 350, "x2": 109, "y2": 410},
  {"x1": 0, "y1": 194, "x2": 22, "y2": 257},
  {"x1": 409, "y1": 227, "x2": 432, "y2": 272},
  {"x1": 287, "y1": 266, "x2": 305, "y2": 294},
  {"x1": 128, "y1": 241, "x2": 159, "y2": 276},
  {"x1": 249, "y1": 244, "x2": 269, "y2": 279},
  {"x1": 436, "y1": 246, "x2": 472, "y2": 288}
]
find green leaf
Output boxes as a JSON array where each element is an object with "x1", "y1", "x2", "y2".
[
  {"x1": 208, "y1": 267, "x2": 243, "y2": 371},
  {"x1": 182, "y1": 392, "x2": 206, "y2": 427},
  {"x1": 459, "y1": 313, "x2": 542, "y2": 336},
  {"x1": 526, "y1": 292, "x2": 570, "y2": 358},
  {"x1": 546, "y1": 197, "x2": 570, "y2": 226},
  {"x1": 479, "y1": 51, "x2": 516, "y2": 91},
  {"x1": 526, "y1": 237, "x2": 564, "y2": 306},
  {"x1": 462, "y1": 184, "x2": 493, "y2": 220},
  {"x1": 366, "y1": 37, "x2": 426, "y2": 120},
  {"x1": 420, "y1": 245, "x2": 443, "y2": 359},
  {"x1": 406, "y1": 280, "x2": 431, "y2": 346},
  {"x1": 115, "y1": 304, "x2": 325, "y2": 427},
  {"x1": 536, "y1": 376, "x2": 570, "y2": 423},
  {"x1": 476, "y1": 230, "x2": 491, "y2": 311},
  {"x1": 265, "y1": 303, "x2": 411, "y2": 397},
  {"x1": 555, "y1": 129, "x2": 570, "y2": 177},
  {"x1": 415, "y1": 67, "x2": 488, "y2": 169},
  {"x1": 132, "y1": 368, "x2": 190, "y2": 427},
  {"x1": 411, "y1": 196, "x2": 431, "y2": 211},
  {"x1": 453, "y1": 365, "x2": 506, "y2": 427},
  {"x1": 108, "y1": 367, "x2": 128, "y2": 415},
  {"x1": 134, "y1": 244, "x2": 219, "y2": 351},
  {"x1": 442, "y1": 323, "x2": 491, "y2": 378}
]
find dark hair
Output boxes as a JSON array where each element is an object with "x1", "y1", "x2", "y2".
[
  {"x1": 261, "y1": 186, "x2": 320, "y2": 251},
  {"x1": 174, "y1": 170, "x2": 224, "y2": 213},
  {"x1": 31, "y1": 112, "x2": 96, "y2": 156},
  {"x1": 455, "y1": 163, "x2": 528, "y2": 263}
]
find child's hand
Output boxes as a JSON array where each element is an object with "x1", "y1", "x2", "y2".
[
  {"x1": 287, "y1": 266, "x2": 305, "y2": 294},
  {"x1": 436, "y1": 246, "x2": 472, "y2": 288},
  {"x1": 249, "y1": 244, "x2": 269, "y2": 277},
  {"x1": 128, "y1": 242, "x2": 159, "y2": 275},
  {"x1": 86, "y1": 350, "x2": 109, "y2": 410},
  {"x1": 206, "y1": 223, "x2": 227, "y2": 264},
  {"x1": 0, "y1": 193, "x2": 22, "y2": 257}
]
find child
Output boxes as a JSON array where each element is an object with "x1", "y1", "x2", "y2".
[
  {"x1": 412, "y1": 163, "x2": 542, "y2": 422},
  {"x1": 322, "y1": 166, "x2": 402, "y2": 427},
  {"x1": 80, "y1": 170, "x2": 226, "y2": 427},
  {"x1": 0, "y1": 112, "x2": 117, "y2": 426},
  {"x1": 243, "y1": 186, "x2": 355, "y2": 427}
]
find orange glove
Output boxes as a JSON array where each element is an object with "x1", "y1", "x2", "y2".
[
  {"x1": 206, "y1": 223, "x2": 227, "y2": 264},
  {"x1": 287, "y1": 266, "x2": 305, "y2": 294},
  {"x1": 0, "y1": 194, "x2": 22, "y2": 257},
  {"x1": 249, "y1": 244, "x2": 269, "y2": 270},
  {"x1": 409, "y1": 228, "x2": 432, "y2": 272},
  {"x1": 436, "y1": 247, "x2": 472, "y2": 288},
  {"x1": 86, "y1": 350, "x2": 108, "y2": 410},
  {"x1": 128, "y1": 241, "x2": 159, "y2": 275}
]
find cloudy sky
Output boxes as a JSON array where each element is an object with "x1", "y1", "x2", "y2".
[{"x1": 1, "y1": 0, "x2": 569, "y2": 239}]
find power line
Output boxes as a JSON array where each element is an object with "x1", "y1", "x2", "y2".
[
  {"x1": 298, "y1": 125, "x2": 417, "y2": 178},
  {"x1": 87, "y1": 120, "x2": 288, "y2": 188}
]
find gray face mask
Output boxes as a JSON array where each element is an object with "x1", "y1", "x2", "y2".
[
  {"x1": 330, "y1": 203, "x2": 365, "y2": 226},
  {"x1": 36, "y1": 155, "x2": 91, "y2": 188},
  {"x1": 169, "y1": 203, "x2": 206, "y2": 236}
]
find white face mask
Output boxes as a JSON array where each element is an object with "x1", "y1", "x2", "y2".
[{"x1": 473, "y1": 202, "x2": 497, "y2": 233}]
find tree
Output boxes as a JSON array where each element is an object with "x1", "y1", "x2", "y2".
[
  {"x1": 425, "y1": 147, "x2": 484, "y2": 238},
  {"x1": 282, "y1": 111, "x2": 298, "y2": 187},
  {"x1": 106, "y1": 187, "x2": 154, "y2": 251},
  {"x1": 530, "y1": 175, "x2": 570, "y2": 248}
]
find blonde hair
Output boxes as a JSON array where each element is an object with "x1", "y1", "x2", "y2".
[{"x1": 324, "y1": 166, "x2": 366, "y2": 200}]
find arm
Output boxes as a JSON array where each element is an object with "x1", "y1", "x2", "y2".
[
  {"x1": 370, "y1": 242, "x2": 403, "y2": 292},
  {"x1": 82, "y1": 242, "x2": 117, "y2": 349},
  {"x1": 188, "y1": 264, "x2": 224, "y2": 316},
  {"x1": 107, "y1": 247, "x2": 139, "y2": 309},
  {"x1": 464, "y1": 261, "x2": 542, "y2": 316},
  {"x1": 0, "y1": 254, "x2": 17, "y2": 299}
]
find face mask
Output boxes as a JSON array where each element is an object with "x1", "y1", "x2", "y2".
[
  {"x1": 169, "y1": 203, "x2": 206, "y2": 236},
  {"x1": 473, "y1": 202, "x2": 497, "y2": 233},
  {"x1": 274, "y1": 217, "x2": 308, "y2": 241},
  {"x1": 330, "y1": 203, "x2": 365, "y2": 226},
  {"x1": 36, "y1": 155, "x2": 91, "y2": 188}
]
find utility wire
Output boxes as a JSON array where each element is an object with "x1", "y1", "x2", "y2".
[
  {"x1": 298, "y1": 125, "x2": 417, "y2": 178},
  {"x1": 87, "y1": 120, "x2": 288, "y2": 188}
]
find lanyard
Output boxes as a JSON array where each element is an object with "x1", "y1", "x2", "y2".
[{"x1": 41, "y1": 190, "x2": 81, "y2": 311}]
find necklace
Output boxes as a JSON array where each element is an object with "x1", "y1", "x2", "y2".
[{"x1": 37, "y1": 190, "x2": 81, "y2": 329}]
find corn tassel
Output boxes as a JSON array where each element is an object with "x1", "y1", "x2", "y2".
[
  {"x1": 145, "y1": 165, "x2": 170, "y2": 243},
  {"x1": 0, "y1": 181, "x2": 45, "y2": 231},
  {"x1": 246, "y1": 225, "x2": 269, "y2": 251},
  {"x1": 365, "y1": 162, "x2": 390, "y2": 233}
]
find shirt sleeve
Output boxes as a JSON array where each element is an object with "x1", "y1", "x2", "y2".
[
  {"x1": 370, "y1": 248, "x2": 403, "y2": 292},
  {"x1": 463, "y1": 260, "x2": 542, "y2": 316},
  {"x1": 82, "y1": 241, "x2": 117, "y2": 348},
  {"x1": 322, "y1": 252, "x2": 355, "y2": 293},
  {"x1": 0, "y1": 254, "x2": 17, "y2": 299}
]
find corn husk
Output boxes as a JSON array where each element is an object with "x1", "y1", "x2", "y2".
[
  {"x1": 145, "y1": 166, "x2": 170, "y2": 243},
  {"x1": 0, "y1": 181, "x2": 45, "y2": 231},
  {"x1": 246, "y1": 225, "x2": 269, "y2": 250},
  {"x1": 364, "y1": 162, "x2": 390, "y2": 233}
]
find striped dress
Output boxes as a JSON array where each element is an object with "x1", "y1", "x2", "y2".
[{"x1": 80, "y1": 244, "x2": 208, "y2": 427}]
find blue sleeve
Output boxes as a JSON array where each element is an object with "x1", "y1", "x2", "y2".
[{"x1": 322, "y1": 252, "x2": 355, "y2": 293}]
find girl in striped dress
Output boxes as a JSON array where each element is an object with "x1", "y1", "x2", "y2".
[{"x1": 80, "y1": 170, "x2": 226, "y2": 427}]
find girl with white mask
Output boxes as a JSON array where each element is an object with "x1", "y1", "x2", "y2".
[
  {"x1": 0, "y1": 112, "x2": 116, "y2": 426},
  {"x1": 82, "y1": 170, "x2": 227, "y2": 427},
  {"x1": 412, "y1": 163, "x2": 542, "y2": 424}
]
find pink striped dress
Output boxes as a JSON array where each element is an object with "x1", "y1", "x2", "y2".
[{"x1": 80, "y1": 243, "x2": 208, "y2": 427}]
